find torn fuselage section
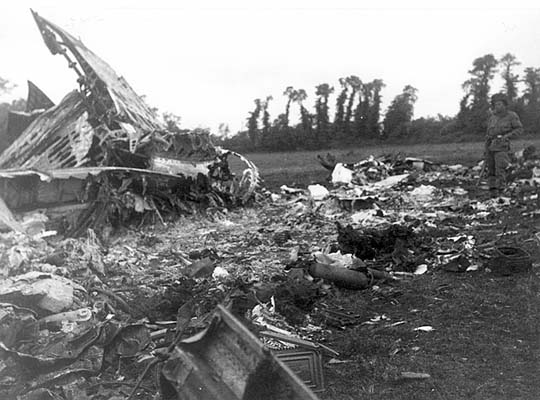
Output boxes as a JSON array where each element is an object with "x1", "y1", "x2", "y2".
[{"x1": 0, "y1": 11, "x2": 258, "y2": 235}]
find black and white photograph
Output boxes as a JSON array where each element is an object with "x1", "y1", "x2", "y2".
[{"x1": 1, "y1": 0, "x2": 539, "y2": 399}]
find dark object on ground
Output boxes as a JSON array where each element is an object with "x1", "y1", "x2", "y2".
[
  {"x1": 320, "y1": 308, "x2": 363, "y2": 327},
  {"x1": 308, "y1": 263, "x2": 368, "y2": 290},
  {"x1": 274, "y1": 275, "x2": 322, "y2": 325},
  {"x1": 336, "y1": 222, "x2": 415, "y2": 260},
  {"x1": 187, "y1": 258, "x2": 216, "y2": 278},
  {"x1": 489, "y1": 246, "x2": 532, "y2": 275},
  {"x1": 188, "y1": 248, "x2": 220, "y2": 260},
  {"x1": 317, "y1": 153, "x2": 338, "y2": 171},
  {"x1": 507, "y1": 166, "x2": 533, "y2": 181},
  {"x1": 442, "y1": 255, "x2": 471, "y2": 273}
]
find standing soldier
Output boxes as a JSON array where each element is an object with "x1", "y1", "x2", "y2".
[{"x1": 484, "y1": 93, "x2": 523, "y2": 197}]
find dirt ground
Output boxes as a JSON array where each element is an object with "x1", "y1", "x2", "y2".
[
  {"x1": 128, "y1": 178, "x2": 540, "y2": 399},
  {"x1": 316, "y1": 181, "x2": 540, "y2": 400}
]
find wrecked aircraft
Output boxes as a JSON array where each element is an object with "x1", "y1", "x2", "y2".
[{"x1": 0, "y1": 10, "x2": 258, "y2": 236}]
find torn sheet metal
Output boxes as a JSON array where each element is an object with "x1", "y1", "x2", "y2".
[
  {"x1": 0, "y1": 11, "x2": 251, "y2": 179},
  {"x1": 0, "y1": 11, "x2": 259, "y2": 233},
  {"x1": 31, "y1": 9, "x2": 163, "y2": 135},
  {"x1": 160, "y1": 305, "x2": 319, "y2": 400},
  {"x1": 0, "y1": 91, "x2": 94, "y2": 169},
  {"x1": 26, "y1": 80, "x2": 55, "y2": 112},
  {"x1": 0, "y1": 164, "x2": 239, "y2": 211},
  {"x1": 151, "y1": 156, "x2": 214, "y2": 176},
  {"x1": 0, "y1": 165, "x2": 225, "y2": 183}
]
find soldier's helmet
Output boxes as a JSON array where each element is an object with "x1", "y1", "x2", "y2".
[{"x1": 490, "y1": 93, "x2": 508, "y2": 106}]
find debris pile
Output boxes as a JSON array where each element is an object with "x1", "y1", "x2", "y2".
[
  {"x1": 2, "y1": 145, "x2": 540, "y2": 398},
  {"x1": 318, "y1": 153, "x2": 437, "y2": 187},
  {"x1": 0, "y1": 11, "x2": 258, "y2": 237}
]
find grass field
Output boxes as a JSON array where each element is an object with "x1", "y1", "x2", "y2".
[
  {"x1": 230, "y1": 138, "x2": 540, "y2": 191},
  {"x1": 230, "y1": 138, "x2": 540, "y2": 399}
]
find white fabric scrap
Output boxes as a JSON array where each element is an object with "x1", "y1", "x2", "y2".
[{"x1": 331, "y1": 163, "x2": 354, "y2": 184}]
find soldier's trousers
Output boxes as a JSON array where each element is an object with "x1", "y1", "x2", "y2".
[{"x1": 485, "y1": 150, "x2": 510, "y2": 190}]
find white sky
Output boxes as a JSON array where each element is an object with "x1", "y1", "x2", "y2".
[{"x1": 1, "y1": 0, "x2": 540, "y2": 134}]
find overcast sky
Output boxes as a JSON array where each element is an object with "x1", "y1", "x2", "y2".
[{"x1": 1, "y1": 0, "x2": 540, "y2": 134}]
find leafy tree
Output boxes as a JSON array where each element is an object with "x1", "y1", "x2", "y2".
[
  {"x1": 352, "y1": 79, "x2": 385, "y2": 140},
  {"x1": 382, "y1": 85, "x2": 418, "y2": 139},
  {"x1": 522, "y1": 67, "x2": 540, "y2": 106},
  {"x1": 282, "y1": 86, "x2": 296, "y2": 128},
  {"x1": 521, "y1": 67, "x2": 540, "y2": 133},
  {"x1": 217, "y1": 123, "x2": 230, "y2": 138},
  {"x1": 261, "y1": 96, "x2": 273, "y2": 136},
  {"x1": 410, "y1": 114, "x2": 455, "y2": 143},
  {"x1": 344, "y1": 76, "x2": 362, "y2": 135},
  {"x1": 314, "y1": 83, "x2": 334, "y2": 145},
  {"x1": 246, "y1": 98, "x2": 262, "y2": 147},
  {"x1": 333, "y1": 78, "x2": 348, "y2": 135},
  {"x1": 457, "y1": 54, "x2": 498, "y2": 135},
  {"x1": 470, "y1": 54, "x2": 498, "y2": 107},
  {"x1": 354, "y1": 81, "x2": 373, "y2": 138},
  {"x1": 289, "y1": 89, "x2": 311, "y2": 145},
  {"x1": 499, "y1": 53, "x2": 521, "y2": 103},
  {"x1": 456, "y1": 79, "x2": 473, "y2": 129},
  {"x1": 260, "y1": 96, "x2": 273, "y2": 149},
  {"x1": 367, "y1": 79, "x2": 385, "y2": 138},
  {"x1": 293, "y1": 89, "x2": 309, "y2": 127}
]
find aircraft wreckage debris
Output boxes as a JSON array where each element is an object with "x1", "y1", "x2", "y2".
[{"x1": 0, "y1": 10, "x2": 259, "y2": 237}]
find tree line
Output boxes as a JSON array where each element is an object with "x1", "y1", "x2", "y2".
[
  {"x1": 218, "y1": 52, "x2": 540, "y2": 152},
  {"x1": 1, "y1": 52, "x2": 539, "y2": 155},
  {"x1": 455, "y1": 53, "x2": 540, "y2": 138},
  {"x1": 220, "y1": 77, "x2": 393, "y2": 152}
]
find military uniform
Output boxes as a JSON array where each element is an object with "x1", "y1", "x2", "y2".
[{"x1": 485, "y1": 110, "x2": 523, "y2": 191}]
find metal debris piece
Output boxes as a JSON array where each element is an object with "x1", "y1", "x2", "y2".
[
  {"x1": 159, "y1": 305, "x2": 319, "y2": 400},
  {"x1": 308, "y1": 262, "x2": 368, "y2": 290},
  {"x1": 0, "y1": 272, "x2": 85, "y2": 313}
]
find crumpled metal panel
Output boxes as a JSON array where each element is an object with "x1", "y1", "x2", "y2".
[
  {"x1": 26, "y1": 80, "x2": 55, "y2": 112},
  {"x1": 31, "y1": 10, "x2": 163, "y2": 135},
  {"x1": 0, "y1": 91, "x2": 94, "y2": 169},
  {"x1": 0, "y1": 165, "x2": 211, "y2": 182},
  {"x1": 160, "y1": 305, "x2": 319, "y2": 400}
]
